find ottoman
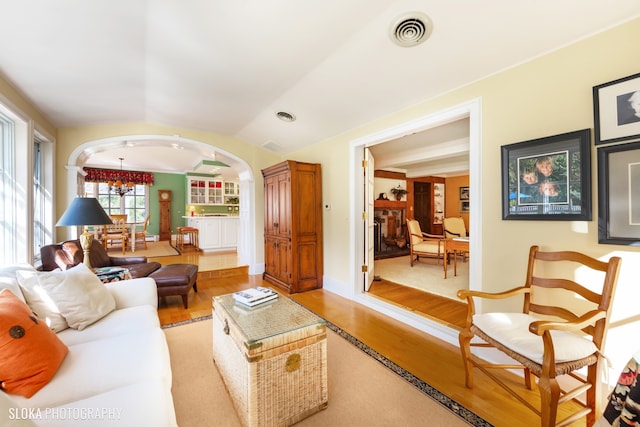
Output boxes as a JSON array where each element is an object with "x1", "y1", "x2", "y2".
[{"x1": 150, "y1": 263, "x2": 198, "y2": 309}]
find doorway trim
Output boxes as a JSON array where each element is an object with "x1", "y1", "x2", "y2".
[
  {"x1": 348, "y1": 98, "x2": 482, "y2": 344},
  {"x1": 62, "y1": 134, "x2": 260, "y2": 275}
]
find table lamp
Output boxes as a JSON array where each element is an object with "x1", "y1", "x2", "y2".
[{"x1": 56, "y1": 197, "x2": 113, "y2": 269}]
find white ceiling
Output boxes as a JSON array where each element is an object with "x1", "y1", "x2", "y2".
[{"x1": 1, "y1": 1, "x2": 639, "y2": 177}]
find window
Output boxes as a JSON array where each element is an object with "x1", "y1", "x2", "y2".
[
  {"x1": 33, "y1": 137, "x2": 45, "y2": 261},
  {"x1": 31, "y1": 132, "x2": 54, "y2": 265},
  {"x1": 0, "y1": 110, "x2": 15, "y2": 262},
  {"x1": 0, "y1": 98, "x2": 45, "y2": 265},
  {"x1": 85, "y1": 182, "x2": 149, "y2": 223}
]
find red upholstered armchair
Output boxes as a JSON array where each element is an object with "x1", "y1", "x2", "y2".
[{"x1": 40, "y1": 239, "x2": 161, "y2": 278}]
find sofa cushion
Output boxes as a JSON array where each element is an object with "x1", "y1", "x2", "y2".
[
  {"x1": 13, "y1": 328, "x2": 172, "y2": 409},
  {"x1": 0, "y1": 289, "x2": 68, "y2": 398},
  {"x1": 56, "y1": 305, "x2": 160, "y2": 347},
  {"x1": 17, "y1": 263, "x2": 116, "y2": 331},
  {"x1": 0, "y1": 391, "x2": 38, "y2": 426},
  {"x1": 34, "y1": 381, "x2": 177, "y2": 427}
]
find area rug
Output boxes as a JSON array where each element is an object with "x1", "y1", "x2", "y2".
[
  {"x1": 163, "y1": 316, "x2": 491, "y2": 427},
  {"x1": 108, "y1": 240, "x2": 180, "y2": 258},
  {"x1": 374, "y1": 255, "x2": 468, "y2": 300}
]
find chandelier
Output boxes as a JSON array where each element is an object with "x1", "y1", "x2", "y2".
[{"x1": 108, "y1": 158, "x2": 135, "y2": 197}]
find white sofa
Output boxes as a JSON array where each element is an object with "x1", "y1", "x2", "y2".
[{"x1": 0, "y1": 265, "x2": 177, "y2": 427}]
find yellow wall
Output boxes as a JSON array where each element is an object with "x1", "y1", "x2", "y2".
[{"x1": 289, "y1": 18, "x2": 640, "y2": 370}]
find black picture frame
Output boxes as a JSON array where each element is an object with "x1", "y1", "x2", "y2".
[
  {"x1": 598, "y1": 141, "x2": 640, "y2": 245},
  {"x1": 501, "y1": 129, "x2": 591, "y2": 221},
  {"x1": 593, "y1": 72, "x2": 640, "y2": 145},
  {"x1": 459, "y1": 186, "x2": 469, "y2": 200}
]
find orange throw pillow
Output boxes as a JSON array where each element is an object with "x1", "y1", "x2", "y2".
[{"x1": 0, "y1": 289, "x2": 68, "y2": 398}]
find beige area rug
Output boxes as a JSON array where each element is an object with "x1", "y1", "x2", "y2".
[
  {"x1": 164, "y1": 319, "x2": 480, "y2": 427},
  {"x1": 107, "y1": 240, "x2": 180, "y2": 258},
  {"x1": 374, "y1": 255, "x2": 469, "y2": 300}
]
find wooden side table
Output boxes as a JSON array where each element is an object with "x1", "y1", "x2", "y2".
[{"x1": 444, "y1": 238, "x2": 469, "y2": 278}]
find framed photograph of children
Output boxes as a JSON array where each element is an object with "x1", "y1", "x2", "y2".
[
  {"x1": 501, "y1": 129, "x2": 592, "y2": 221},
  {"x1": 598, "y1": 141, "x2": 640, "y2": 245},
  {"x1": 593, "y1": 72, "x2": 640, "y2": 145}
]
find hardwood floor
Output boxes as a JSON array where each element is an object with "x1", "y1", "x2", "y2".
[
  {"x1": 155, "y1": 250, "x2": 585, "y2": 427},
  {"x1": 367, "y1": 278, "x2": 467, "y2": 330}
]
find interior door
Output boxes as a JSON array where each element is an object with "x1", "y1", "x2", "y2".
[
  {"x1": 364, "y1": 147, "x2": 375, "y2": 291},
  {"x1": 413, "y1": 182, "x2": 432, "y2": 233}
]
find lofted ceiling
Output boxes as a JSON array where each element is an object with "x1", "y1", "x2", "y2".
[{"x1": 1, "y1": 1, "x2": 639, "y2": 177}]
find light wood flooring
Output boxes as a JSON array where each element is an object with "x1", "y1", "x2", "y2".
[{"x1": 154, "y1": 250, "x2": 585, "y2": 427}]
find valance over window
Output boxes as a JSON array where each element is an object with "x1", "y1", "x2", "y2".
[{"x1": 83, "y1": 168, "x2": 154, "y2": 186}]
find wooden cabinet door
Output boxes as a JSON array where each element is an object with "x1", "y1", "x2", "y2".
[
  {"x1": 264, "y1": 236, "x2": 277, "y2": 277},
  {"x1": 275, "y1": 172, "x2": 291, "y2": 238},
  {"x1": 264, "y1": 175, "x2": 278, "y2": 236},
  {"x1": 275, "y1": 239, "x2": 292, "y2": 285},
  {"x1": 264, "y1": 236, "x2": 292, "y2": 289}
]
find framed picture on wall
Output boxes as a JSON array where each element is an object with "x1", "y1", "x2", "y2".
[
  {"x1": 598, "y1": 141, "x2": 640, "y2": 245},
  {"x1": 501, "y1": 129, "x2": 592, "y2": 221},
  {"x1": 593, "y1": 72, "x2": 640, "y2": 145},
  {"x1": 460, "y1": 201, "x2": 470, "y2": 212},
  {"x1": 459, "y1": 186, "x2": 469, "y2": 200}
]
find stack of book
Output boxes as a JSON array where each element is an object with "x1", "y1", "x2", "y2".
[
  {"x1": 233, "y1": 287, "x2": 278, "y2": 307},
  {"x1": 93, "y1": 266, "x2": 131, "y2": 283}
]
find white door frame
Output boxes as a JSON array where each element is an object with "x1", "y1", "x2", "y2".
[{"x1": 348, "y1": 98, "x2": 483, "y2": 344}]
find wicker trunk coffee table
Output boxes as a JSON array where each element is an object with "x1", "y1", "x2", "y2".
[{"x1": 212, "y1": 294, "x2": 328, "y2": 427}]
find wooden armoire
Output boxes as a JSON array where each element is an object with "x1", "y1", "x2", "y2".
[{"x1": 262, "y1": 160, "x2": 323, "y2": 293}]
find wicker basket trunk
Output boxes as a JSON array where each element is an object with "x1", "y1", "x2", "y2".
[{"x1": 212, "y1": 295, "x2": 328, "y2": 426}]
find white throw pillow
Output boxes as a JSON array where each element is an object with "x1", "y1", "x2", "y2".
[{"x1": 17, "y1": 263, "x2": 116, "y2": 331}]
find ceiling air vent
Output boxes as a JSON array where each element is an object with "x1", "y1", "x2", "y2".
[
  {"x1": 390, "y1": 12, "x2": 433, "y2": 47},
  {"x1": 276, "y1": 111, "x2": 296, "y2": 122}
]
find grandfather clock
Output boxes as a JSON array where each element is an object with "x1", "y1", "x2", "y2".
[{"x1": 158, "y1": 190, "x2": 172, "y2": 241}]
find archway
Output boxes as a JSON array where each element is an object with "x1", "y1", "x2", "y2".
[{"x1": 63, "y1": 134, "x2": 260, "y2": 275}]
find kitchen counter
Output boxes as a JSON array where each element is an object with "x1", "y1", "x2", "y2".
[{"x1": 183, "y1": 216, "x2": 239, "y2": 251}]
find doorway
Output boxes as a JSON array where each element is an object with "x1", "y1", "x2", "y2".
[
  {"x1": 350, "y1": 98, "x2": 482, "y2": 340},
  {"x1": 63, "y1": 134, "x2": 260, "y2": 276},
  {"x1": 413, "y1": 182, "x2": 433, "y2": 233}
]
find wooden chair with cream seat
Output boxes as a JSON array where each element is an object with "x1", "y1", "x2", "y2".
[
  {"x1": 457, "y1": 245, "x2": 621, "y2": 427},
  {"x1": 443, "y1": 216, "x2": 469, "y2": 261},
  {"x1": 131, "y1": 214, "x2": 150, "y2": 250},
  {"x1": 101, "y1": 214, "x2": 129, "y2": 254},
  {"x1": 406, "y1": 219, "x2": 445, "y2": 267}
]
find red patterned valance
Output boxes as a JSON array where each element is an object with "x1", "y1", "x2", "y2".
[{"x1": 83, "y1": 168, "x2": 154, "y2": 186}]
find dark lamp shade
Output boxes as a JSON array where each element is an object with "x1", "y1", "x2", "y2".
[{"x1": 56, "y1": 197, "x2": 113, "y2": 227}]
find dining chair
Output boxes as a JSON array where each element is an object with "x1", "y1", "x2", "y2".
[
  {"x1": 102, "y1": 214, "x2": 129, "y2": 254},
  {"x1": 443, "y1": 217, "x2": 469, "y2": 261},
  {"x1": 132, "y1": 214, "x2": 150, "y2": 250},
  {"x1": 457, "y1": 245, "x2": 621, "y2": 427}
]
